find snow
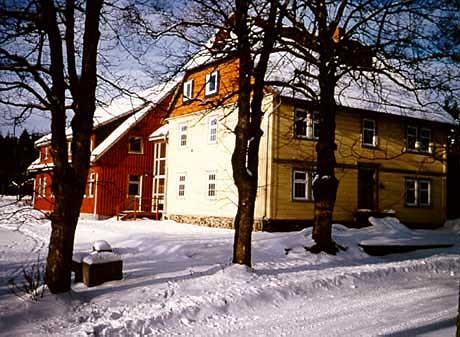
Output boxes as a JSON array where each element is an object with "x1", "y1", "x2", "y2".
[
  {"x1": 0, "y1": 196, "x2": 459, "y2": 336},
  {"x1": 83, "y1": 252, "x2": 121, "y2": 265},
  {"x1": 92, "y1": 240, "x2": 112, "y2": 252}
]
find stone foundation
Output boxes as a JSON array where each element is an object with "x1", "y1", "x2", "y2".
[{"x1": 167, "y1": 214, "x2": 264, "y2": 231}]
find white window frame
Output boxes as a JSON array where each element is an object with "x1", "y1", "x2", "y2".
[
  {"x1": 208, "y1": 116, "x2": 218, "y2": 144},
  {"x1": 179, "y1": 123, "x2": 188, "y2": 147},
  {"x1": 292, "y1": 170, "x2": 314, "y2": 201},
  {"x1": 128, "y1": 136, "x2": 143, "y2": 154},
  {"x1": 205, "y1": 70, "x2": 219, "y2": 96},
  {"x1": 294, "y1": 109, "x2": 319, "y2": 140},
  {"x1": 178, "y1": 174, "x2": 186, "y2": 198},
  {"x1": 183, "y1": 79, "x2": 194, "y2": 102},
  {"x1": 405, "y1": 178, "x2": 431, "y2": 207},
  {"x1": 128, "y1": 175, "x2": 142, "y2": 197},
  {"x1": 362, "y1": 119, "x2": 377, "y2": 147},
  {"x1": 87, "y1": 172, "x2": 95, "y2": 198},
  {"x1": 419, "y1": 128, "x2": 431, "y2": 153},
  {"x1": 207, "y1": 172, "x2": 216, "y2": 198},
  {"x1": 406, "y1": 126, "x2": 432, "y2": 153},
  {"x1": 38, "y1": 176, "x2": 47, "y2": 197}
]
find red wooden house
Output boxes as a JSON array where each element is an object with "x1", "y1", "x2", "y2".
[{"x1": 28, "y1": 82, "x2": 176, "y2": 219}]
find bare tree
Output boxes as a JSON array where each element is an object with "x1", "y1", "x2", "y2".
[
  {"x1": 267, "y1": 0, "x2": 460, "y2": 253},
  {"x1": 0, "y1": 0, "x2": 104, "y2": 293}
]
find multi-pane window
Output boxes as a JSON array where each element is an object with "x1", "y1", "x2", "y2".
[
  {"x1": 38, "y1": 176, "x2": 47, "y2": 197},
  {"x1": 419, "y1": 128, "x2": 431, "y2": 152},
  {"x1": 128, "y1": 175, "x2": 141, "y2": 196},
  {"x1": 205, "y1": 71, "x2": 219, "y2": 96},
  {"x1": 87, "y1": 173, "x2": 95, "y2": 198},
  {"x1": 294, "y1": 110, "x2": 319, "y2": 139},
  {"x1": 405, "y1": 178, "x2": 431, "y2": 207},
  {"x1": 208, "y1": 117, "x2": 218, "y2": 144},
  {"x1": 207, "y1": 173, "x2": 216, "y2": 198},
  {"x1": 179, "y1": 124, "x2": 188, "y2": 147},
  {"x1": 362, "y1": 119, "x2": 377, "y2": 147},
  {"x1": 406, "y1": 126, "x2": 432, "y2": 153},
  {"x1": 183, "y1": 79, "x2": 194, "y2": 101},
  {"x1": 128, "y1": 136, "x2": 143, "y2": 154},
  {"x1": 178, "y1": 174, "x2": 186, "y2": 197},
  {"x1": 292, "y1": 170, "x2": 314, "y2": 201}
]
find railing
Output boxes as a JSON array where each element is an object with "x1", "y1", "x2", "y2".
[{"x1": 115, "y1": 196, "x2": 164, "y2": 221}]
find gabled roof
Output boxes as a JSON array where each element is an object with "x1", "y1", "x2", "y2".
[
  {"x1": 90, "y1": 80, "x2": 178, "y2": 163},
  {"x1": 175, "y1": 43, "x2": 456, "y2": 125},
  {"x1": 34, "y1": 83, "x2": 177, "y2": 147},
  {"x1": 265, "y1": 52, "x2": 456, "y2": 125}
]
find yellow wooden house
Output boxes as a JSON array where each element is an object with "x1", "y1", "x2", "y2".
[{"x1": 160, "y1": 53, "x2": 454, "y2": 230}]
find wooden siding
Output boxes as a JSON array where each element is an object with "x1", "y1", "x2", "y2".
[
  {"x1": 32, "y1": 99, "x2": 170, "y2": 217},
  {"x1": 169, "y1": 58, "x2": 239, "y2": 118},
  {"x1": 269, "y1": 99, "x2": 449, "y2": 227}
]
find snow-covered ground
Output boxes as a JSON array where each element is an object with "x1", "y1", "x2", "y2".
[{"x1": 0, "y1": 196, "x2": 459, "y2": 337}]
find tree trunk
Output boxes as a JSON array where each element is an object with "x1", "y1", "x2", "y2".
[
  {"x1": 311, "y1": 78, "x2": 339, "y2": 253},
  {"x1": 43, "y1": 0, "x2": 103, "y2": 293},
  {"x1": 311, "y1": 1, "x2": 340, "y2": 254},
  {"x1": 45, "y1": 183, "x2": 84, "y2": 293}
]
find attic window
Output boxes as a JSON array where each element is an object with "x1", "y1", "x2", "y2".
[
  {"x1": 183, "y1": 79, "x2": 194, "y2": 102},
  {"x1": 129, "y1": 136, "x2": 143, "y2": 154},
  {"x1": 205, "y1": 71, "x2": 219, "y2": 96}
]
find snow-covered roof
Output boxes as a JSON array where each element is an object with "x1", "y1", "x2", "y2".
[
  {"x1": 265, "y1": 52, "x2": 456, "y2": 125},
  {"x1": 91, "y1": 80, "x2": 178, "y2": 163},
  {"x1": 149, "y1": 124, "x2": 169, "y2": 141},
  {"x1": 34, "y1": 82, "x2": 178, "y2": 147},
  {"x1": 26, "y1": 158, "x2": 54, "y2": 172}
]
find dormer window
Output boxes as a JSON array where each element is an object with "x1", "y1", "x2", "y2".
[
  {"x1": 183, "y1": 79, "x2": 194, "y2": 102},
  {"x1": 128, "y1": 136, "x2": 143, "y2": 154},
  {"x1": 205, "y1": 71, "x2": 219, "y2": 96}
]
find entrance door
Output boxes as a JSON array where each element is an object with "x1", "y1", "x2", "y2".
[{"x1": 358, "y1": 165, "x2": 378, "y2": 210}]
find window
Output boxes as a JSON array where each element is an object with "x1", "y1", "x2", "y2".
[
  {"x1": 44, "y1": 147, "x2": 49, "y2": 160},
  {"x1": 405, "y1": 178, "x2": 431, "y2": 207},
  {"x1": 207, "y1": 173, "x2": 216, "y2": 198},
  {"x1": 129, "y1": 136, "x2": 143, "y2": 154},
  {"x1": 292, "y1": 170, "x2": 314, "y2": 201},
  {"x1": 419, "y1": 128, "x2": 431, "y2": 152},
  {"x1": 294, "y1": 109, "x2": 319, "y2": 139},
  {"x1": 38, "y1": 176, "x2": 47, "y2": 197},
  {"x1": 179, "y1": 124, "x2": 188, "y2": 147},
  {"x1": 178, "y1": 174, "x2": 186, "y2": 197},
  {"x1": 183, "y1": 79, "x2": 194, "y2": 101},
  {"x1": 362, "y1": 119, "x2": 377, "y2": 147},
  {"x1": 128, "y1": 175, "x2": 141, "y2": 196},
  {"x1": 208, "y1": 117, "x2": 218, "y2": 143},
  {"x1": 406, "y1": 126, "x2": 432, "y2": 153},
  {"x1": 87, "y1": 173, "x2": 95, "y2": 198},
  {"x1": 205, "y1": 71, "x2": 219, "y2": 96}
]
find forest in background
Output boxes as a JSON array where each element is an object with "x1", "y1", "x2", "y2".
[{"x1": 0, "y1": 130, "x2": 41, "y2": 196}]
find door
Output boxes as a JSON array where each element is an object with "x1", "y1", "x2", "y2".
[{"x1": 358, "y1": 165, "x2": 378, "y2": 210}]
